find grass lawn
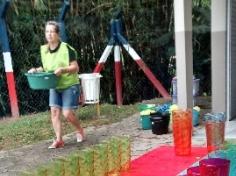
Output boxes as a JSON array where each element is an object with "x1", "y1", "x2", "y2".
[{"x1": 0, "y1": 103, "x2": 139, "y2": 150}]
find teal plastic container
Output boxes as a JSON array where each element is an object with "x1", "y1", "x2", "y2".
[
  {"x1": 140, "y1": 115, "x2": 151, "y2": 130},
  {"x1": 192, "y1": 109, "x2": 200, "y2": 126},
  {"x1": 25, "y1": 72, "x2": 58, "y2": 90}
]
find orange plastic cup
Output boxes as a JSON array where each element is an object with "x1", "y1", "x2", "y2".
[{"x1": 172, "y1": 109, "x2": 192, "y2": 156}]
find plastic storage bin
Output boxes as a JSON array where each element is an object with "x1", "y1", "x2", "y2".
[
  {"x1": 138, "y1": 104, "x2": 155, "y2": 112},
  {"x1": 140, "y1": 115, "x2": 151, "y2": 130},
  {"x1": 25, "y1": 72, "x2": 58, "y2": 90},
  {"x1": 150, "y1": 112, "x2": 170, "y2": 135},
  {"x1": 192, "y1": 109, "x2": 200, "y2": 126},
  {"x1": 79, "y1": 73, "x2": 102, "y2": 104},
  {"x1": 171, "y1": 77, "x2": 200, "y2": 105},
  {"x1": 172, "y1": 77, "x2": 200, "y2": 96}
]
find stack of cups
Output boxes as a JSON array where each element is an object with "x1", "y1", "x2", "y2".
[
  {"x1": 203, "y1": 112, "x2": 226, "y2": 152},
  {"x1": 119, "y1": 136, "x2": 131, "y2": 172},
  {"x1": 78, "y1": 148, "x2": 94, "y2": 176},
  {"x1": 64, "y1": 152, "x2": 80, "y2": 176},
  {"x1": 48, "y1": 158, "x2": 65, "y2": 176},
  {"x1": 105, "y1": 137, "x2": 121, "y2": 176},
  {"x1": 93, "y1": 143, "x2": 108, "y2": 176},
  {"x1": 35, "y1": 164, "x2": 49, "y2": 176},
  {"x1": 172, "y1": 109, "x2": 192, "y2": 156}
]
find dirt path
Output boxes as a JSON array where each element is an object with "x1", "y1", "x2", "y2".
[{"x1": 0, "y1": 111, "x2": 207, "y2": 176}]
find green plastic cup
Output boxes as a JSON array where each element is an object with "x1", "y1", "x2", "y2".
[
  {"x1": 78, "y1": 148, "x2": 94, "y2": 176},
  {"x1": 93, "y1": 143, "x2": 108, "y2": 176}
]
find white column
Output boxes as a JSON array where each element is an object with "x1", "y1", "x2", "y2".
[
  {"x1": 212, "y1": 0, "x2": 227, "y2": 113},
  {"x1": 174, "y1": 0, "x2": 193, "y2": 109}
]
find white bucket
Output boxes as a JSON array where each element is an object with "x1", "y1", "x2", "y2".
[{"x1": 79, "y1": 73, "x2": 102, "y2": 104}]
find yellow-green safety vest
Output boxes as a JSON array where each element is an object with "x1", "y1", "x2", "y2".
[{"x1": 40, "y1": 42, "x2": 79, "y2": 90}]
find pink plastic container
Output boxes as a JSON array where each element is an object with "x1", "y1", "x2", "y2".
[
  {"x1": 187, "y1": 166, "x2": 200, "y2": 176},
  {"x1": 199, "y1": 158, "x2": 230, "y2": 176}
]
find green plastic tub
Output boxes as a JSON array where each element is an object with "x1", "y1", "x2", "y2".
[
  {"x1": 140, "y1": 115, "x2": 152, "y2": 130},
  {"x1": 25, "y1": 72, "x2": 58, "y2": 90},
  {"x1": 138, "y1": 104, "x2": 155, "y2": 112}
]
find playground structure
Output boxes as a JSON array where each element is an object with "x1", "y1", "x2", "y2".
[
  {"x1": 0, "y1": 0, "x2": 19, "y2": 117},
  {"x1": 93, "y1": 9, "x2": 170, "y2": 105},
  {"x1": 58, "y1": 0, "x2": 70, "y2": 42},
  {"x1": 0, "y1": 1, "x2": 170, "y2": 117}
]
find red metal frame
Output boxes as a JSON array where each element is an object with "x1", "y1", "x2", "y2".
[{"x1": 93, "y1": 18, "x2": 170, "y2": 105}]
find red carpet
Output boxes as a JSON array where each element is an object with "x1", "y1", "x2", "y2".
[{"x1": 121, "y1": 146, "x2": 207, "y2": 176}]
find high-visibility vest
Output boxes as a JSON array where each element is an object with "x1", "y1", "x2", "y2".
[{"x1": 41, "y1": 42, "x2": 79, "y2": 90}]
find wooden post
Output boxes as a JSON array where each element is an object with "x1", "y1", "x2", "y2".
[{"x1": 96, "y1": 103, "x2": 100, "y2": 118}]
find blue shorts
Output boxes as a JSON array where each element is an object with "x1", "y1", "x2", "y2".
[{"x1": 49, "y1": 84, "x2": 80, "y2": 109}]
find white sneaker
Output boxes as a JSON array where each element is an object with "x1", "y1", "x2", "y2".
[{"x1": 76, "y1": 132, "x2": 84, "y2": 143}]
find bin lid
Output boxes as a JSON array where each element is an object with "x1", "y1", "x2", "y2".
[
  {"x1": 150, "y1": 111, "x2": 170, "y2": 117},
  {"x1": 150, "y1": 116, "x2": 163, "y2": 122},
  {"x1": 140, "y1": 109, "x2": 156, "y2": 116},
  {"x1": 79, "y1": 73, "x2": 102, "y2": 79}
]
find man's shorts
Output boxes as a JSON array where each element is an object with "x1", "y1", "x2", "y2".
[{"x1": 49, "y1": 84, "x2": 80, "y2": 109}]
